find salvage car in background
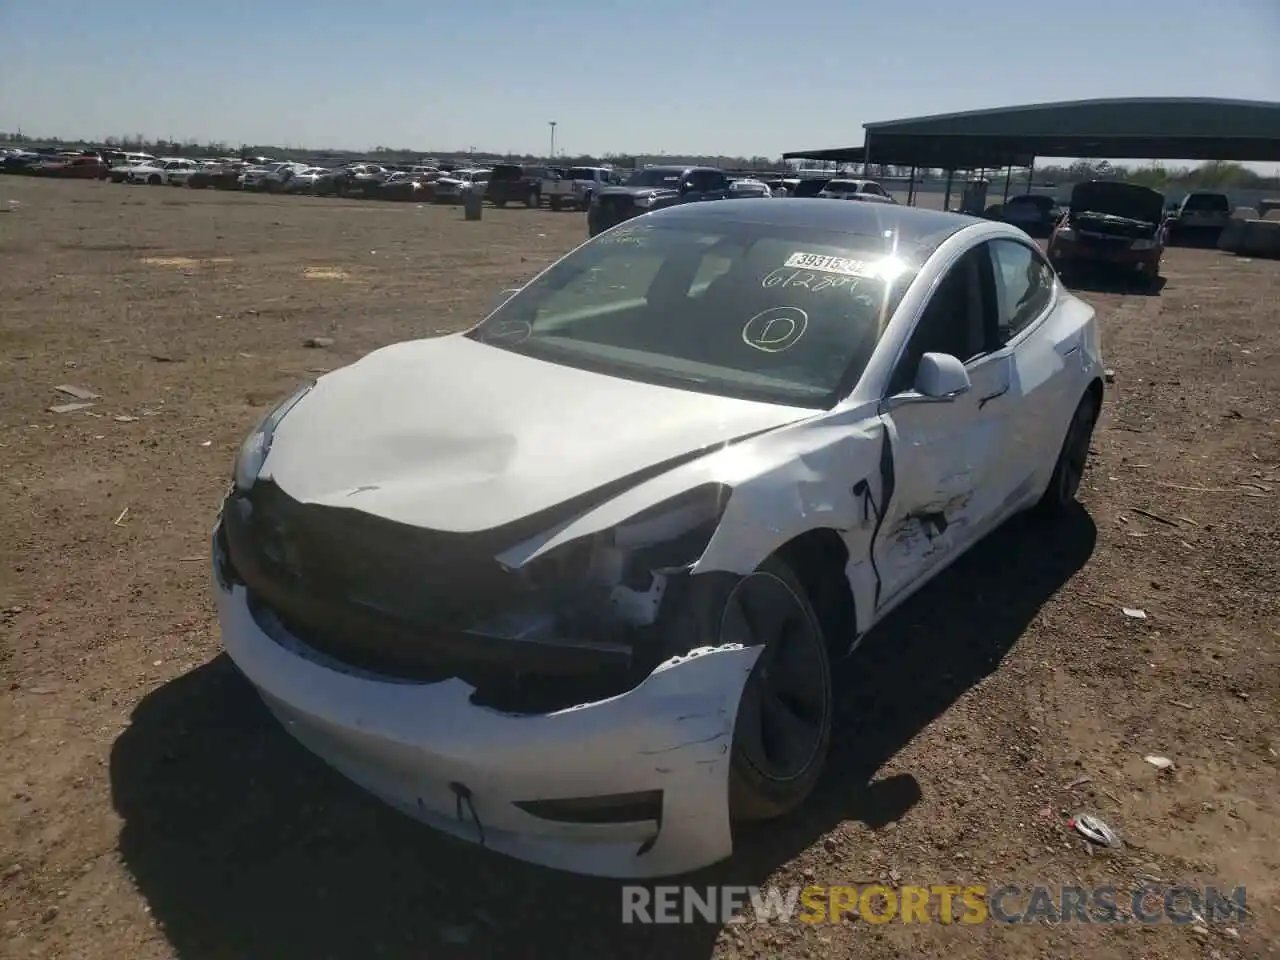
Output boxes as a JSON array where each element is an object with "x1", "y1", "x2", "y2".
[
  {"x1": 213, "y1": 198, "x2": 1104, "y2": 879},
  {"x1": 1047, "y1": 180, "x2": 1166, "y2": 285},
  {"x1": 34, "y1": 154, "x2": 109, "y2": 179},
  {"x1": 1165, "y1": 191, "x2": 1232, "y2": 244},
  {"x1": 728, "y1": 177, "x2": 773, "y2": 198},
  {"x1": 487, "y1": 163, "x2": 552, "y2": 207},
  {"x1": 1000, "y1": 194, "x2": 1063, "y2": 237},
  {"x1": 816, "y1": 179, "x2": 894, "y2": 202},
  {"x1": 587, "y1": 165, "x2": 731, "y2": 236},
  {"x1": 122, "y1": 157, "x2": 198, "y2": 185},
  {"x1": 433, "y1": 167, "x2": 491, "y2": 203}
]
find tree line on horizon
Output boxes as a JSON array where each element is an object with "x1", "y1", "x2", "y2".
[{"x1": 2, "y1": 132, "x2": 1274, "y2": 191}]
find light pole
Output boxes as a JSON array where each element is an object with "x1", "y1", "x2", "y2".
[{"x1": 548, "y1": 121, "x2": 557, "y2": 161}]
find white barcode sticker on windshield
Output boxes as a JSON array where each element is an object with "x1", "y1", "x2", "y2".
[{"x1": 783, "y1": 252, "x2": 872, "y2": 276}]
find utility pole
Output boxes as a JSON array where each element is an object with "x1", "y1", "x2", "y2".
[{"x1": 549, "y1": 121, "x2": 557, "y2": 161}]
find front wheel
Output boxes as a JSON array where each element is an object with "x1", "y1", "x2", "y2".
[
  {"x1": 148, "y1": 174, "x2": 161, "y2": 185},
  {"x1": 1037, "y1": 392, "x2": 1098, "y2": 515},
  {"x1": 525, "y1": 189, "x2": 539, "y2": 208},
  {"x1": 726, "y1": 559, "x2": 832, "y2": 821},
  {"x1": 549, "y1": 196, "x2": 564, "y2": 211}
]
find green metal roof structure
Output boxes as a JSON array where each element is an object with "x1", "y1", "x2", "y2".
[{"x1": 784, "y1": 97, "x2": 1280, "y2": 168}]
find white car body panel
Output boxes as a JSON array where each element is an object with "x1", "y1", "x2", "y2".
[{"x1": 216, "y1": 210, "x2": 1103, "y2": 878}]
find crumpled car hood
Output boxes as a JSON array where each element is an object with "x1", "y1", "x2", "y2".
[
  {"x1": 262, "y1": 335, "x2": 813, "y2": 533},
  {"x1": 1069, "y1": 181, "x2": 1164, "y2": 224}
]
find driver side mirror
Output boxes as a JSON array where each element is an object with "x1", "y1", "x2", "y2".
[
  {"x1": 914, "y1": 352, "x2": 971, "y2": 399},
  {"x1": 679, "y1": 180, "x2": 695, "y2": 194}
]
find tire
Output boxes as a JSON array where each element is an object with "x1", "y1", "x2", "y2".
[
  {"x1": 525, "y1": 189, "x2": 539, "y2": 208},
  {"x1": 661, "y1": 556, "x2": 833, "y2": 823},
  {"x1": 1036, "y1": 391, "x2": 1099, "y2": 515},
  {"x1": 148, "y1": 174, "x2": 162, "y2": 185},
  {"x1": 580, "y1": 190, "x2": 593, "y2": 209},
  {"x1": 492, "y1": 198, "x2": 506, "y2": 208},
  {"x1": 549, "y1": 196, "x2": 563, "y2": 211}
]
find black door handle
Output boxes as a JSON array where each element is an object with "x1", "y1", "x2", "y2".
[{"x1": 978, "y1": 385, "x2": 1009, "y2": 409}]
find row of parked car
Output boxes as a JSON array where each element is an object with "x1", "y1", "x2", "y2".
[{"x1": 0, "y1": 147, "x2": 897, "y2": 211}]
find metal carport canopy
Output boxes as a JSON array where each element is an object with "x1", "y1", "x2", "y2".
[{"x1": 784, "y1": 97, "x2": 1280, "y2": 168}]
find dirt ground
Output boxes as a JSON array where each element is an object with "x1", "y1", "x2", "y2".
[{"x1": 1, "y1": 176, "x2": 1277, "y2": 960}]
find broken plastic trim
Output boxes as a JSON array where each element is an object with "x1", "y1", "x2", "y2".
[
  {"x1": 514, "y1": 790, "x2": 664, "y2": 825},
  {"x1": 512, "y1": 483, "x2": 733, "y2": 589}
]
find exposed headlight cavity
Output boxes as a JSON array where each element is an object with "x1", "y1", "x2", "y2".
[
  {"x1": 525, "y1": 483, "x2": 732, "y2": 592},
  {"x1": 232, "y1": 382, "x2": 314, "y2": 492}
]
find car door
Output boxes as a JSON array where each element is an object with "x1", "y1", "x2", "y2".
[
  {"x1": 986, "y1": 236, "x2": 1074, "y2": 500},
  {"x1": 870, "y1": 243, "x2": 1017, "y2": 608}
]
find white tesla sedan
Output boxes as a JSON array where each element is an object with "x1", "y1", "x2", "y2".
[{"x1": 213, "y1": 199, "x2": 1104, "y2": 878}]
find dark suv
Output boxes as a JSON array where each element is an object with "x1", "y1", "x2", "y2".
[
  {"x1": 587, "y1": 166, "x2": 731, "y2": 236},
  {"x1": 487, "y1": 164, "x2": 550, "y2": 208}
]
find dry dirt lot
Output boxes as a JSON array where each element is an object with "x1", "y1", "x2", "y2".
[{"x1": 1, "y1": 176, "x2": 1278, "y2": 960}]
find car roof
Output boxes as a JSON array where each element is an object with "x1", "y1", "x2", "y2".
[{"x1": 651, "y1": 197, "x2": 978, "y2": 248}]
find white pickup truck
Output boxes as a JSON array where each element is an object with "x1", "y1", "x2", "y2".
[{"x1": 540, "y1": 166, "x2": 619, "y2": 210}]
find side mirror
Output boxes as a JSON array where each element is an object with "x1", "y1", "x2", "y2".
[{"x1": 914, "y1": 352, "x2": 971, "y2": 399}]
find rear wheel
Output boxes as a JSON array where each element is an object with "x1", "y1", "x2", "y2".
[
  {"x1": 1036, "y1": 392, "x2": 1099, "y2": 515},
  {"x1": 147, "y1": 174, "x2": 161, "y2": 185},
  {"x1": 549, "y1": 196, "x2": 564, "y2": 211}
]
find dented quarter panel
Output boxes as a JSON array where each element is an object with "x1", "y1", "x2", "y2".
[{"x1": 217, "y1": 577, "x2": 763, "y2": 878}]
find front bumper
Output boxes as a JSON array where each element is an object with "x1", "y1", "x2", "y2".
[
  {"x1": 587, "y1": 205, "x2": 638, "y2": 236},
  {"x1": 212, "y1": 527, "x2": 760, "y2": 878},
  {"x1": 1049, "y1": 236, "x2": 1160, "y2": 266}
]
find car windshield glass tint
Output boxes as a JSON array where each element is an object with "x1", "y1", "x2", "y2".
[
  {"x1": 469, "y1": 220, "x2": 918, "y2": 408},
  {"x1": 626, "y1": 169, "x2": 683, "y2": 187},
  {"x1": 823, "y1": 182, "x2": 860, "y2": 194},
  {"x1": 567, "y1": 168, "x2": 599, "y2": 181}
]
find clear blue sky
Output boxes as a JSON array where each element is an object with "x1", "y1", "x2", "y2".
[{"x1": 1, "y1": 0, "x2": 1277, "y2": 163}]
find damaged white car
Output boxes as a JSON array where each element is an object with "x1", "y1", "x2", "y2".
[{"x1": 213, "y1": 198, "x2": 1105, "y2": 878}]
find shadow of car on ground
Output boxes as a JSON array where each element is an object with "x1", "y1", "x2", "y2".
[{"x1": 110, "y1": 506, "x2": 1096, "y2": 959}]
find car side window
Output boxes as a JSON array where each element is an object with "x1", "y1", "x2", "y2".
[
  {"x1": 887, "y1": 248, "x2": 989, "y2": 395},
  {"x1": 987, "y1": 239, "x2": 1054, "y2": 343}
]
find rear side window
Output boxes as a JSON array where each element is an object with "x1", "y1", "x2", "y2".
[{"x1": 987, "y1": 239, "x2": 1054, "y2": 343}]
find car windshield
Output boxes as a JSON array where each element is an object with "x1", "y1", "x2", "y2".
[
  {"x1": 468, "y1": 218, "x2": 918, "y2": 408},
  {"x1": 1183, "y1": 193, "x2": 1229, "y2": 212},
  {"x1": 626, "y1": 169, "x2": 683, "y2": 187}
]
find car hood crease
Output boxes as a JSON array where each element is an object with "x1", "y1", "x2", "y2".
[{"x1": 261, "y1": 335, "x2": 813, "y2": 533}]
